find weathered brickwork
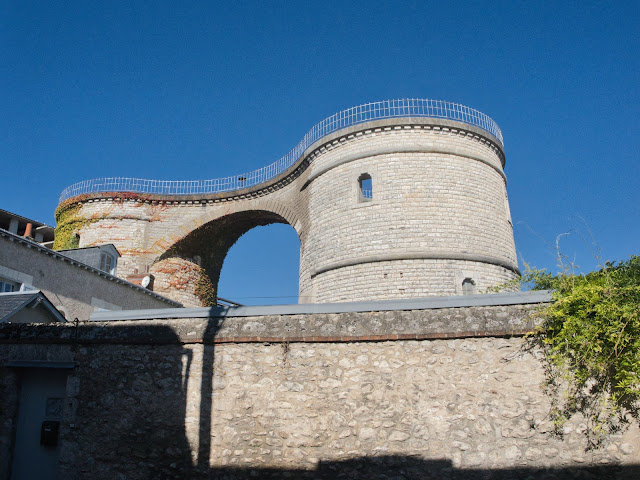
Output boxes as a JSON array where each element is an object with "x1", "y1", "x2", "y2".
[
  {"x1": 57, "y1": 118, "x2": 518, "y2": 305},
  {"x1": 1, "y1": 303, "x2": 638, "y2": 479}
]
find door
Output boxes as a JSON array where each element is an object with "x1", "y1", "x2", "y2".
[{"x1": 11, "y1": 368, "x2": 68, "y2": 480}]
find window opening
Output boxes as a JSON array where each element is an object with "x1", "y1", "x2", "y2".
[
  {"x1": 358, "y1": 173, "x2": 373, "y2": 202},
  {"x1": 462, "y1": 278, "x2": 476, "y2": 295},
  {"x1": 0, "y1": 277, "x2": 19, "y2": 292},
  {"x1": 100, "y1": 253, "x2": 115, "y2": 275},
  {"x1": 504, "y1": 191, "x2": 512, "y2": 225}
]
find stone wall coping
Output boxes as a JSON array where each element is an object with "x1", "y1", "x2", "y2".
[
  {"x1": 0, "y1": 299, "x2": 547, "y2": 346},
  {"x1": 90, "y1": 291, "x2": 551, "y2": 322}
]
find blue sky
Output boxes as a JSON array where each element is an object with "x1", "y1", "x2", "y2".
[{"x1": 1, "y1": 1, "x2": 638, "y2": 304}]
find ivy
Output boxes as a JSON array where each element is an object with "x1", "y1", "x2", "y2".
[
  {"x1": 194, "y1": 267, "x2": 217, "y2": 307},
  {"x1": 157, "y1": 225, "x2": 226, "y2": 307},
  {"x1": 53, "y1": 201, "x2": 85, "y2": 250},
  {"x1": 523, "y1": 255, "x2": 640, "y2": 449}
]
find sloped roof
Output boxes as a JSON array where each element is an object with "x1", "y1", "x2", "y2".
[
  {"x1": 58, "y1": 243, "x2": 121, "y2": 258},
  {"x1": 0, "y1": 208, "x2": 55, "y2": 242},
  {"x1": 0, "y1": 228, "x2": 181, "y2": 306},
  {"x1": 0, "y1": 291, "x2": 67, "y2": 323}
]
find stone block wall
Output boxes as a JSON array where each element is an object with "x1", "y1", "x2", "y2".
[
  {"x1": 301, "y1": 121, "x2": 517, "y2": 299},
  {"x1": 1, "y1": 300, "x2": 639, "y2": 479},
  {"x1": 58, "y1": 118, "x2": 518, "y2": 305}
]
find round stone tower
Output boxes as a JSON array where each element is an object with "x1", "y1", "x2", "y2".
[
  {"x1": 55, "y1": 99, "x2": 518, "y2": 305},
  {"x1": 297, "y1": 116, "x2": 517, "y2": 302}
]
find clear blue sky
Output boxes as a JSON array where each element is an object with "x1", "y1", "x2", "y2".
[{"x1": 2, "y1": 1, "x2": 638, "y2": 304}]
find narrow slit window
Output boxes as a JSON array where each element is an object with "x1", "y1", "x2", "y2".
[
  {"x1": 504, "y1": 191, "x2": 512, "y2": 225},
  {"x1": 358, "y1": 173, "x2": 373, "y2": 202}
]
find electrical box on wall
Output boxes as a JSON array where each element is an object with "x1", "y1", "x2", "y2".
[{"x1": 40, "y1": 421, "x2": 60, "y2": 447}]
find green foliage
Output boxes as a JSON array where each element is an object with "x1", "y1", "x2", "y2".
[
  {"x1": 524, "y1": 255, "x2": 640, "y2": 449},
  {"x1": 53, "y1": 202, "x2": 84, "y2": 250},
  {"x1": 160, "y1": 226, "x2": 223, "y2": 307}
]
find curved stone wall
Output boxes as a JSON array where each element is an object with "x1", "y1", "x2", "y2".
[
  {"x1": 56, "y1": 114, "x2": 518, "y2": 304},
  {"x1": 299, "y1": 118, "x2": 518, "y2": 302}
]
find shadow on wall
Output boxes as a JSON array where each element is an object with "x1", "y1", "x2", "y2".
[
  {"x1": 14, "y1": 318, "x2": 636, "y2": 480},
  {"x1": 55, "y1": 323, "x2": 198, "y2": 479},
  {"x1": 192, "y1": 457, "x2": 640, "y2": 479}
]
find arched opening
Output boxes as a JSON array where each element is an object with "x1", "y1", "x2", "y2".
[
  {"x1": 358, "y1": 173, "x2": 373, "y2": 202},
  {"x1": 218, "y1": 223, "x2": 300, "y2": 305},
  {"x1": 151, "y1": 210, "x2": 300, "y2": 306},
  {"x1": 462, "y1": 277, "x2": 476, "y2": 295}
]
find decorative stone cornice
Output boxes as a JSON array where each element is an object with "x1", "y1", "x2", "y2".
[{"x1": 312, "y1": 251, "x2": 520, "y2": 277}]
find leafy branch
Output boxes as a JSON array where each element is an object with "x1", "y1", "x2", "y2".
[{"x1": 522, "y1": 255, "x2": 640, "y2": 449}]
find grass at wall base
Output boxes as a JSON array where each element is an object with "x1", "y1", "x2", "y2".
[{"x1": 518, "y1": 255, "x2": 640, "y2": 450}]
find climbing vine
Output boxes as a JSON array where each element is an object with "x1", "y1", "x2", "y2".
[
  {"x1": 194, "y1": 267, "x2": 217, "y2": 307},
  {"x1": 155, "y1": 222, "x2": 229, "y2": 307},
  {"x1": 54, "y1": 194, "x2": 162, "y2": 251},
  {"x1": 523, "y1": 255, "x2": 640, "y2": 449},
  {"x1": 53, "y1": 201, "x2": 86, "y2": 250}
]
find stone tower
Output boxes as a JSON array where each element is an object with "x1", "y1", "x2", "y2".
[{"x1": 55, "y1": 99, "x2": 518, "y2": 306}]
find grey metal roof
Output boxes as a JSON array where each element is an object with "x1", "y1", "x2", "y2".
[
  {"x1": 90, "y1": 290, "x2": 553, "y2": 322},
  {"x1": 0, "y1": 291, "x2": 67, "y2": 323}
]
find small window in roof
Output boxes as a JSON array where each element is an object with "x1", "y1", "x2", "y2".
[
  {"x1": 0, "y1": 277, "x2": 19, "y2": 292},
  {"x1": 100, "y1": 252, "x2": 116, "y2": 275}
]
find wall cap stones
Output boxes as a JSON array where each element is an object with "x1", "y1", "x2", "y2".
[{"x1": 0, "y1": 295, "x2": 548, "y2": 346}]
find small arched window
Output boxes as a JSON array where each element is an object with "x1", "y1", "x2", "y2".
[
  {"x1": 358, "y1": 173, "x2": 373, "y2": 202},
  {"x1": 462, "y1": 278, "x2": 476, "y2": 295}
]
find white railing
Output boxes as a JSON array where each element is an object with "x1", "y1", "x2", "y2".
[{"x1": 59, "y1": 99, "x2": 503, "y2": 202}]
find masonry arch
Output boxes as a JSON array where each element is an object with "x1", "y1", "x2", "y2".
[
  {"x1": 150, "y1": 209, "x2": 300, "y2": 306},
  {"x1": 218, "y1": 223, "x2": 300, "y2": 304}
]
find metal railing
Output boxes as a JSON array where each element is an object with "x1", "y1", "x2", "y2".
[{"x1": 59, "y1": 99, "x2": 503, "y2": 203}]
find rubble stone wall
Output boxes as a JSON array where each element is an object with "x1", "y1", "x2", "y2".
[{"x1": 1, "y1": 302, "x2": 638, "y2": 479}]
